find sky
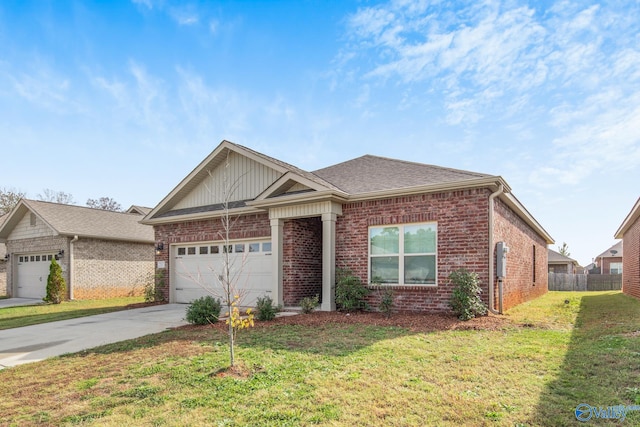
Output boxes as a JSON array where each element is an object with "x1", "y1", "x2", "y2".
[{"x1": 1, "y1": 0, "x2": 639, "y2": 266}]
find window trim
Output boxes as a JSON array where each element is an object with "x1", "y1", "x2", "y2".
[{"x1": 368, "y1": 222, "x2": 438, "y2": 286}]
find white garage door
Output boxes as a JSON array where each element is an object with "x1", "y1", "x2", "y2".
[
  {"x1": 16, "y1": 253, "x2": 56, "y2": 299},
  {"x1": 172, "y1": 240, "x2": 272, "y2": 306}
]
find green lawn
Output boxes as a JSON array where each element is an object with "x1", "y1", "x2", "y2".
[
  {"x1": 0, "y1": 291, "x2": 638, "y2": 426},
  {"x1": 0, "y1": 297, "x2": 145, "y2": 330}
]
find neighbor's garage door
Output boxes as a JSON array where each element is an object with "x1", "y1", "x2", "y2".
[
  {"x1": 16, "y1": 253, "x2": 55, "y2": 299},
  {"x1": 172, "y1": 240, "x2": 272, "y2": 306}
]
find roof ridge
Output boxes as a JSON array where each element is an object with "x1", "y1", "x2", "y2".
[
  {"x1": 25, "y1": 198, "x2": 136, "y2": 216},
  {"x1": 318, "y1": 154, "x2": 489, "y2": 177}
]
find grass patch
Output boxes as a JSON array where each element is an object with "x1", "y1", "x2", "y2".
[
  {"x1": 0, "y1": 297, "x2": 145, "y2": 330},
  {"x1": 0, "y1": 291, "x2": 638, "y2": 426}
]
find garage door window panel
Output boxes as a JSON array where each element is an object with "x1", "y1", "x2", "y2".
[{"x1": 173, "y1": 240, "x2": 272, "y2": 305}]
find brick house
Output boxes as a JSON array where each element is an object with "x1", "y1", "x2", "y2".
[
  {"x1": 592, "y1": 241, "x2": 623, "y2": 275},
  {"x1": 615, "y1": 197, "x2": 640, "y2": 299},
  {"x1": 0, "y1": 199, "x2": 154, "y2": 300},
  {"x1": 142, "y1": 141, "x2": 553, "y2": 313},
  {"x1": 548, "y1": 249, "x2": 580, "y2": 274}
]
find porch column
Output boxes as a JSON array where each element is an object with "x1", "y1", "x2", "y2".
[
  {"x1": 321, "y1": 212, "x2": 337, "y2": 311},
  {"x1": 270, "y1": 218, "x2": 284, "y2": 307}
]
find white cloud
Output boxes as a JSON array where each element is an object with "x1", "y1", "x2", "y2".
[
  {"x1": 131, "y1": 0, "x2": 153, "y2": 10},
  {"x1": 90, "y1": 61, "x2": 172, "y2": 137},
  {"x1": 3, "y1": 61, "x2": 85, "y2": 115},
  {"x1": 340, "y1": 0, "x2": 640, "y2": 188},
  {"x1": 208, "y1": 19, "x2": 219, "y2": 34},
  {"x1": 170, "y1": 8, "x2": 199, "y2": 26}
]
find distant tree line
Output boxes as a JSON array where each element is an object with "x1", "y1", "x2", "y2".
[{"x1": 0, "y1": 187, "x2": 122, "y2": 215}]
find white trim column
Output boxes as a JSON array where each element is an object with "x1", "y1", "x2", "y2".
[
  {"x1": 321, "y1": 212, "x2": 337, "y2": 311},
  {"x1": 270, "y1": 218, "x2": 284, "y2": 307}
]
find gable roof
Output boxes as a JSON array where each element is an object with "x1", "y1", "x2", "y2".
[
  {"x1": 615, "y1": 196, "x2": 640, "y2": 239},
  {"x1": 313, "y1": 155, "x2": 491, "y2": 195},
  {"x1": 127, "y1": 205, "x2": 153, "y2": 215},
  {"x1": 143, "y1": 140, "x2": 344, "y2": 222},
  {"x1": 0, "y1": 199, "x2": 154, "y2": 243},
  {"x1": 143, "y1": 140, "x2": 553, "y2": 243},
  {"x1": 548, "y1": 249, "x2": 579, "y2": 265},
  {"x1": 595, "y1": 241, "x2": 623, "y2": 259}
]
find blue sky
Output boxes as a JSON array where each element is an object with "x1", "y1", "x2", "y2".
[{"x1": 1, "y1": 0, "x2": 639, "y2": 266}]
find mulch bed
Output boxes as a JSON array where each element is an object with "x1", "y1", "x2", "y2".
[{"x1": 181, "y1": 310, "x2": 512, "y2": 333}]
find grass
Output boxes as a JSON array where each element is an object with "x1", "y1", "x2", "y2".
[
  {"x1": 0, "y1": 297, "x2": 145, "y2": 330},
  {"x1": 0, "y1": 291, "x2": 638, "y2": 426}
]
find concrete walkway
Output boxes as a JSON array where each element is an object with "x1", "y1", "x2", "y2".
[{"x1": 0, "y1": 304, "x2": 189, "y2": 369}]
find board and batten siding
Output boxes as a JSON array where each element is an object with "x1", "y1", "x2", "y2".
[
  {"x1": 7, "y1": 212, "x2": 55, "y2": 241},
  {"x1": 286, "y1": 182, "x2": 311, "y2": 193},
  {"x1": 174, "y1": 152, "x2": 283, "y2": 209}
]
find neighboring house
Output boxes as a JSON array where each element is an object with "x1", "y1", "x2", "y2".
[
  {"x1": 548, "y1": 249, "x2": 580, "y2": 274},
  {"x1": 127, "y1": 205, "x2": 152, "y2": 215},
  {"x1": 0, "y1": 199, "x2": 155, "y2": 300},
  {"x1": 615, "y1": 197, "x2": 640, "y2": 300},
  {"x1": 0, "y1": 213, "x2": 7, "y2": 296},
  {"x1": 583, "y1": 263, "x2": 596, "y2": 274},
  {"x1": 142, "y1": 140, "x2": 553, "y2": 313},
  {"x1": 593, "y1": 241, "x2": 623, "y2": 275}
]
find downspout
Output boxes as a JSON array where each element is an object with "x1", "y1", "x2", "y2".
[
  {"x1": 488, "y1": 184, "x2": 504, "y2": 315},
  {"x1": 69, "y1": 235, "x2": 79, "y2": 300}
]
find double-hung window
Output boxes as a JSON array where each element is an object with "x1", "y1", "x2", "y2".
[
  {"x1": 610, "y1": 262, "x2": 622, "y2": 275},
  {"x1": 369, "y1": 222, "x2": 437, "y2": 285}
]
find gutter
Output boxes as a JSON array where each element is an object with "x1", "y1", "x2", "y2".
[
  {"x1": 488, "y1": 184, "x2": 503, "y2": 315},
  {"x1": 69, "y1": 235, "x2": 79, "y2": 300}
]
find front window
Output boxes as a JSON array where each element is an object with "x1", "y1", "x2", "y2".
[{"x1": 369, "y1": 223, "x2": 437, "y2": 285}]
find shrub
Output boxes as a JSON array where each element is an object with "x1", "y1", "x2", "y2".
[
  {"x1": 300, "y1": 294, "x2": 319, "y2": 314},
  {"x1": 335, "y1": 268, "x2": 369, "y2": 312},
  {"x1": 449, "y1": 268, "x2": 487, "y2": 321},
  {"x1": 186, "y1": 296, "x2": 222, "y2": 325},
  {"x1": 255, "y1": 295, "x2": 279, "y2": 321},
  {"x1": 143, "y1": 272, "x2": 165, "y2": 303},
  {"x1": 44, "y1": 258, "x2": 66, "y2": 304},
  {"x1": 378, "y1": 287, "x2": 394, "y2": 318}
]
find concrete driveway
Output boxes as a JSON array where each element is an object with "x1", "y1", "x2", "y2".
[
  {"x1": 0, "y1": 304, "x2": 188, "y2": 369},
  {"x1": 0, "y1": 298, "x2": 44, "y2": 308}
]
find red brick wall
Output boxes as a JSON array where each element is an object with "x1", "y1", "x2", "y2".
[
  {"x1": 600, "y1": 257, "x2": 623, "y2": 274},
  {"x1": 154, "y1": 190, "x2": 549, "y2": 313},
  {"x1": 622, "y1": 217, "x2": 640, "y2": 300},
  {"x1": 336, "y1": 189, "x2": 491, "y2": 312},
  {"x1": 153, "y1": 214, "x2": 271, "y2": 301},
  {"x1": 493, "y1": 198, "x2": 548, "y2": 310},
  {"x1": 283, "y1": 217, "x2": 322, "y2": 306}
]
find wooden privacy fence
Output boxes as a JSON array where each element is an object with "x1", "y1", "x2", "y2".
[{"x1": 548, "y1": 273, "x2": 622, "y2": 291}]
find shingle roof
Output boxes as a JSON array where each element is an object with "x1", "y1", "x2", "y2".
[
  {"x1": 127, "y1": 205, "x2": 153, "y2": 215},
  {"x1": 231, "y1": 142, "x2": 342, "y2": 192},
  {"x1": 0, "y1": 200, "x2": 153, "y2": 243},
  {"x1": 595, "y1": 241, "x2": 623, "y2": 259},
  {"x1": 548, "y1": 249, "x2": 578, "y2": 264},
  {"x1": 312, "y1": 155, "x2": 491, "y2": 195}
]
